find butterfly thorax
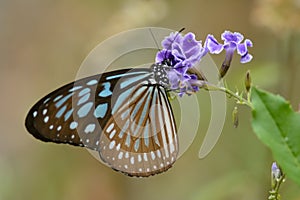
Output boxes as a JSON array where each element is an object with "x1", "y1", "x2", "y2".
[{"x1": 150, "y1": 63, "x2": 170, "y2": 88}]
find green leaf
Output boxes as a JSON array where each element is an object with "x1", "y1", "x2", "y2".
[{"x1": 251, "y1": 87, "x2": 300, "y2": 186}]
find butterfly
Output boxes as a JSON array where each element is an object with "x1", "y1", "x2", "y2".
[
  {"x1": 25, "y1": 61, "x2": 183, "y2": 177},
  {"x1": 25, "y1": 27, "x2": 208, "y2": 177}
]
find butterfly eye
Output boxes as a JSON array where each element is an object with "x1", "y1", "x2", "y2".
[{"x1": 25, "y1": 67, "x2": 178, "y2": 177}]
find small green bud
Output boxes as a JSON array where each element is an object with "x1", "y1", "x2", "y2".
[
  {"x1": 245, "y1": 70, "x2": 251, "y2": 92},
  {"x1": 232, "y1": 106, "x2": 239, "y2": 128}
]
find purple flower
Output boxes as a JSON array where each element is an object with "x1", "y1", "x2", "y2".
[
  {"x1": 155, "y1": 30, "x2": 254, "y2": 95},
  {"x1": 155, "y1": 32, "x2": 206, "y2": 96},
  {"x1": 205, "y1": 30, "x2": 253, "y2": 78}
]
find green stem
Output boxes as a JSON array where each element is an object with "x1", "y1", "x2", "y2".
[
  {"x1": 204, "y1": 83, "x2": 253, "y2": 108},
  {"x1": 269, "y1": 174, "x2": 285, "y2": 200}
]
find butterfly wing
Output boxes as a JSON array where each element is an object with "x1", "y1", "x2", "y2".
[
  {"x1": 99, "y1": 83, "x2": 178, "y2": 176},
  {"x1": 25, "y1": 67, "x2": 178, "y2": 176}
]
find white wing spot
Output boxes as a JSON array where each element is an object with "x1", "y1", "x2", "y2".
[
  {"x1": 151, "y1": 151, "x2": 156, "y2": 160},
  {"x1": 109, "y1": 140, "x2": 116, "y2": 149},
  {"x1": 143, "y1": 153, "x2": 148, "y2": 162},
  {"x1": 71, "y1": 134, "x2": 75, "y2": 139},
  {"x1": 118, "y1": 152, "x2": 123, "y2": 159},
  {"x1": 124, "y1": 165, "x2": 128, "y2": 169},
  {"x1": 33, "y1": 111, "x2": 38, "y2": 117},
  {"x1": 43, "y1": 97, "x2": 51, "y2": 104},
  {"x1": 130, "y1": 156, "x2": 135, "y2": 165},
  {"x1": 107, "y1": 123, "x2": 114, "y2": 133},
  {"x1": 156, "y1": 150, "x2": 161, "y2": 158},
  {"x1": 57, "y1": 126, "x2": 62, "y2": 131},
  {"x1": 42, "y1": 109, "x2": 47, "y2": 115},
  {"x1": 125, "y1": 152, "x2": 129, "y2": 158},
  {"x1": 116, "y1": 143, "x2": 121, "y2": 151},
  {"x1": 49, "y1": 125, "x2": 53, "y2": 130},
  {"x1": 53, "y1": 94, "x2": 63, "y2": 101},
  {"x1": 44, "y1": 116, "x2": 49, "y2": 123},
  {"x1": 170, "y1": 143, "x2": 175, "y2": 153},
  {"x1": 109, "y1": 129, "x2": 116, "y2": 139},
  {"x1": 86, "y1": 139, "x2": 90, "y2": 143},
  {"x1": 138, "y1": 154, "x2": 142, "y2": 162}
]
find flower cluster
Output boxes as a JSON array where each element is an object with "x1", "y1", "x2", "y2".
[
  {"x1": 205, "y1": 31, "x2": 253, "y2": 78},
  {"x1": 155, "y1": 32, "x2": 207, "y2": 96},
  {"x1": 156, "y1": 30, "x2": 253, "y2": 96},
  {"x1": 205, "y1": 31, "x2": 253, "y2": 63}
]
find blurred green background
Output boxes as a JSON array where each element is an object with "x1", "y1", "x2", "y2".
[{"x1": 1, "y1": 0, "x2": 300, "y2": 199}]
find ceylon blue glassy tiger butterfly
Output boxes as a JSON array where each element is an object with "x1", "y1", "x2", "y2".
[{"x1": 25, "y1": 28, "x2": 207, "y2": 177}]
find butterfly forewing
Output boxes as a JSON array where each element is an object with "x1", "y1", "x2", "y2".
[{"x1": 25, "y1": 68, "x2": 152, "y2": 149}]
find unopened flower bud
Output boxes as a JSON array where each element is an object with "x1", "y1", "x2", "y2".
[
  {"x1": 219, "y1": 49, "x2": 233, "y2": 78},
  {"x1": 232, "y1": 106, "x2": 239, "y2": 128},
  {"x1": 245, "y1": 70, "x2": 251, "y2": 92},
  {"x1": 271, "y1": 162, "x2": 282, "y2": 182}
]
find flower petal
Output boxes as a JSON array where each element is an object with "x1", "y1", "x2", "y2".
[
  {"x1": 155, "y1": 50, "x2": 174, "y2": 63},
  {"x1": 221, "y1": 31, "x2": 244, "y2": 44},
  {"x1": 245, "y1": 39, "x2": 253, "y2": 47},
  {"x1": 205, "y1": 34, "x2": 223, "y2": 54},
  {"x1": 236, "y1": 39, "x2": 253, "y2": 56},
  {"x1": 236, "y1": 43, "x2": 247, "y2": 56},
  {"x1": 161, "y1": 32, "x2": 183, "y2": 49},
  {"x1": 182, "y1": 32, "x2": 198, "y2": 52},
  {"x1": 240, "y1": 53, "x2": 253, "y2": 63},
  {"x1": 167, "y1": 70, "x2": 180, "y2": 89},
  {"x1": 172, "y1": 44, "x2": 186, "y2": 60},
  {"x1": 174, "y1": 65, "x2": 188, "y2": 74}
]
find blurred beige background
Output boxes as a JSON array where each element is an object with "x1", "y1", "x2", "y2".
[{"x1": 1, "y1": 0, "x2": 300, "y2": 200}]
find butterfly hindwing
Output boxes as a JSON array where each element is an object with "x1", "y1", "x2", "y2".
[{"x1": 99, "y1": 83, "x2": 178, "y2": 176}]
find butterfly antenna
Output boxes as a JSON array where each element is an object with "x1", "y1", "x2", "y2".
[{"x1": 149, "y1": 28, "x2": 161, "y2": 52}]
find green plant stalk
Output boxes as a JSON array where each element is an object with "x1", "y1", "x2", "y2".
[
  {"x1": 203, "y1": 83, "x2": 252, "y2": 108},
  {"x1": 269, "y1": 174, "x2": 285, "y2": 200}
]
